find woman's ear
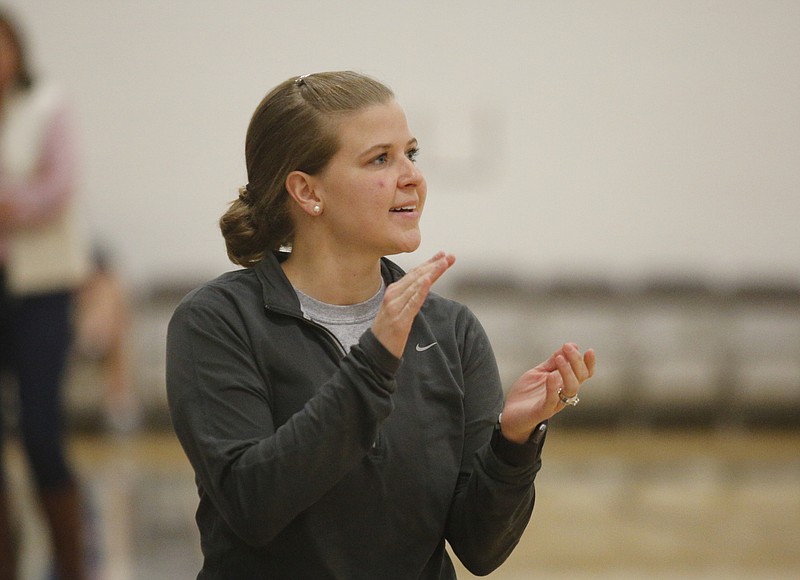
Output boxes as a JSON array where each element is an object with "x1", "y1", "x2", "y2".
[{"x1": 285, "y1": 171, "x2": 323, "y2": 217}]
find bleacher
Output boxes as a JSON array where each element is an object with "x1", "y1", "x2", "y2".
[
  {"x1": 448, "y1": 275, "x2": 800, "y2": 428},
  {"x1": 65, "y1": 276, "x2": 800, "y2": 431}
]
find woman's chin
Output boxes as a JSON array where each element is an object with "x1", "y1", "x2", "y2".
[{"x1": 394, "y1": 234, "x2": 422, "y2": 255}]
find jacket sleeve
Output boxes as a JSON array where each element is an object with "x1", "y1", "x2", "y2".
[
  {"x1": 444, "y1": 306, "x2": 546, "y2": 576},
  {"x1": 165, "y1": 286, "x2": 400, "y2": 546}
]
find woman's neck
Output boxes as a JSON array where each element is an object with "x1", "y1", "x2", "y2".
[{"x1": 281, "y1": 244, "x2": 383, "y2": 306}]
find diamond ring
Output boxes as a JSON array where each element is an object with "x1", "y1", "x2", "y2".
[{"x1": 558, "y1": 387, "x2": 580, "y2": 406}]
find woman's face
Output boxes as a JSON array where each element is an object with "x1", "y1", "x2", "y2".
[
  {"x1": 0, "y1": 26, "x2": 20, "y2": 94},
  {"x1": 309, "y1": 99, "x2": 427, "y2": 258}
]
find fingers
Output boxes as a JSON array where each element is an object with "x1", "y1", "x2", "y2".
[
  {"x1": 384, "y1": 253, "x2": 454, "y2": 308},
  {"x1": 553, "y1": 343, "x2": 595, "y2": 402},
  {"x1": 410, "y1": 253, "x2": 454, "y2": 307},
  {"x1": 562, "y1": 343, "x2": 594, "y2": 383},
  {"x1": 584, "y1": 348, "x2": 597, "y2": 378},
  {"x1": 404, "y1": 251, "x2": 455, "y2": 289},
  {"x1": 538, "y1": 342, "x2": 593, "y2": 375}
]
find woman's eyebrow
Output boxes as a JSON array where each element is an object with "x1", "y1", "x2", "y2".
[{"x1": 359, "y1": 138, "x2": 418, "y2": 158}]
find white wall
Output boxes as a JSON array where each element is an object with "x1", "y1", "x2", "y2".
[{"x1": 5, "y1": 0, "x2": 800, "y2": 290}]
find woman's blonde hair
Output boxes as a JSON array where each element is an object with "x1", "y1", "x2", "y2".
[{"x1": 219, "y1": 71, "x2": 394, "y2": 267}]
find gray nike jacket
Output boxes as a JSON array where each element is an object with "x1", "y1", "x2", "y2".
[{"x1": 166, "y1": 251, "x2": 547, "y2": 579}]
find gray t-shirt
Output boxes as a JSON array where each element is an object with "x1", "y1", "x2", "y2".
[{"x1": 294, "y1": 280, "x2": 385, "y2": 352}]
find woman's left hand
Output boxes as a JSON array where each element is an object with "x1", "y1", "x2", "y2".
[{"x1": 500, "y1": 343, "x2": 596, "y2": 444}]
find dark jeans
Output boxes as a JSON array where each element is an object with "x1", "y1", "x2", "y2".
[{"x1": 0, "y1": 268, "x2": 75, "y2": 491}]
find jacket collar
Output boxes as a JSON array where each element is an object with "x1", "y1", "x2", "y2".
[{"x1": 254, "y1": 251, "x2": 407, "y2": 316}]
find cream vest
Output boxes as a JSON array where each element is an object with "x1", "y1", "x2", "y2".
[{"x1": 1, "y1": 84, "x2": 90, "y2": 295}]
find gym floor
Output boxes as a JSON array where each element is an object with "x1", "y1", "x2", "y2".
[{"x1": 6, "y1": 425, "x2": 799, "y2": 579}]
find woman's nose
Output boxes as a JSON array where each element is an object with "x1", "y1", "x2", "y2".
[{"x1": 399, "y1": 157, "x2": 423, "y2": 188}]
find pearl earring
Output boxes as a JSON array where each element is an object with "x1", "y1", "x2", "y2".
[{"x1": 313, "y1": 205, "x2": 321, "y2": 215}]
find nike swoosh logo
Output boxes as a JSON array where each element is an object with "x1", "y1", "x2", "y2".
[{"x1": 415, "y1": 342, "x2": 438, "y2": 352}]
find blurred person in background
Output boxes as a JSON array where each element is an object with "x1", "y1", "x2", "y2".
[
  {"x1": 74, "y1": 244, "x2": 139, "y2": 434},
  {"x1": 0, "y1": 9, "x2": 89, "y2": 580},
  {"x1": 167, "y1": 71, "x2": 595, "y2": 579}
]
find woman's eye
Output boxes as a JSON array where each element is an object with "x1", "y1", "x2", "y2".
[
  {"x1": 370, "y1": 148, "x2": 419, "y2": 166},
  {"x1": 371, "y1": 153, "x2": 388, "y2": 165}
]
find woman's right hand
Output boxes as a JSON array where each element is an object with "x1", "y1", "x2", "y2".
[{"x1": 372, "y1": 251, "x2": 456, "y2": 358}]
